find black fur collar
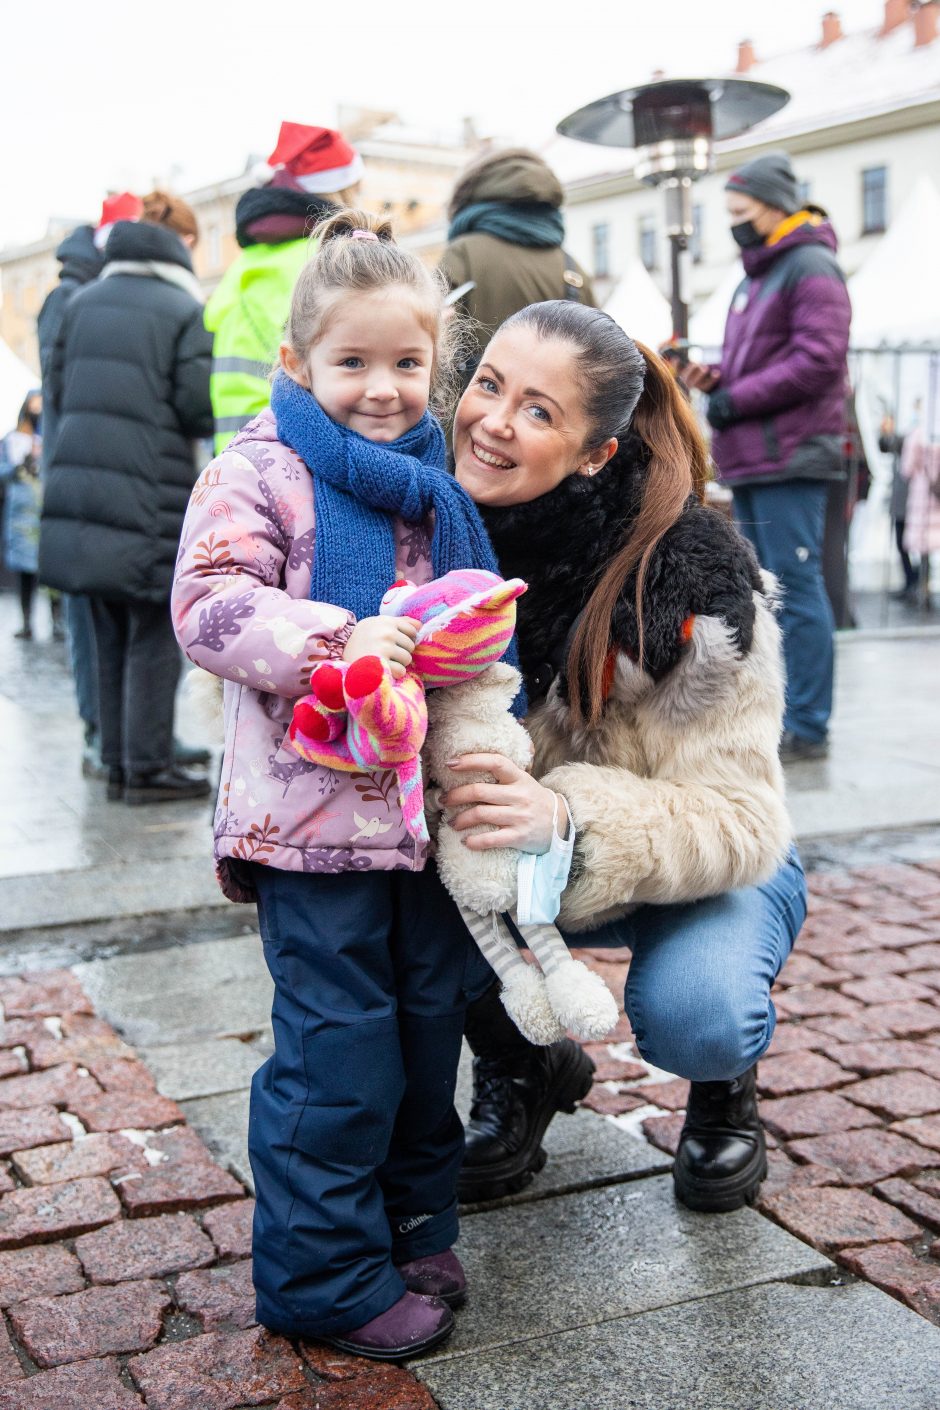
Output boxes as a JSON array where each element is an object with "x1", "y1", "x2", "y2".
[{"x1": 482, "y1": 433, "x2": 763, "y2": 701}]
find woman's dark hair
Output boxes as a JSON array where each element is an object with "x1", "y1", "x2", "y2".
[{"x1": 502, "y1": 301, "x2": 709, "y2": 725}]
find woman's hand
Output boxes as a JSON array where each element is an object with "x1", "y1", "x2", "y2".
[
  {"x1": 343, "y1": 616, "x2": 419, "y2": 680},
  {"x1": 441, "y1": 753, "x2": 558, "y2": 853}
]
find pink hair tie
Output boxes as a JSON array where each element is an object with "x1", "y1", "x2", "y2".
[{"x1": 351, "y1": 229, "x2": 380, "y2": 241}]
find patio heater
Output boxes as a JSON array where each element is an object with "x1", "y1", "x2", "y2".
[{"x1": 557, "y1": 78, "x2": 790, "y2": 342}]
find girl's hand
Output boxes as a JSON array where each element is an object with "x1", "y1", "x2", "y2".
[
  {"x1": 441, "y1": 753, "x2": 558, "y2": 853},
  {"x1": 343, "y1": 616, "x2": 419, "y2": 680}
]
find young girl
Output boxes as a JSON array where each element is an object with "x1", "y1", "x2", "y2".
[{"x1": 172, "y1": 211, "x2": 504, "y2": 1359}]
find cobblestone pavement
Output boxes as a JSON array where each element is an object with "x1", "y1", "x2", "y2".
[
  {"x1": 1, "y1": 860, "x2": 940, "y2": 1405},
  {"x1": 579, "y1": 854, "x2": 940, "y2": 1331},
  {"x1": 0, "y1": 968, "x2": 435, "y2": 1409}
]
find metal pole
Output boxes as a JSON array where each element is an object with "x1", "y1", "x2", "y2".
[{"x1": 664, "y1": 178, "x2": 693, "y2": 342}]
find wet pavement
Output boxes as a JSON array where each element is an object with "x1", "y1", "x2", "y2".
[{"x1": 3, "y1": 588, "x2": 940, "y2": 1407}]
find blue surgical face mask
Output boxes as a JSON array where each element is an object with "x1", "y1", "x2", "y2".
[{"x1": 516, "y1": 794, "x2": 576, "y2": 926}]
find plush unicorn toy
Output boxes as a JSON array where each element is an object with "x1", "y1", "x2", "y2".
[{"x1": 288, "y1": 570, "x2": 618, "y2": 1044}]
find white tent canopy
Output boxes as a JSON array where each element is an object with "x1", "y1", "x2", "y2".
[
  {"x1": 603, "y1": 258, "x2": 672, "y2": 350},
  {"x1": 688, "y1": 263, "x2": 742, "y2": 355},
  {"x1": 0, "y1": 339, "x2": 38, "y2": 434}
]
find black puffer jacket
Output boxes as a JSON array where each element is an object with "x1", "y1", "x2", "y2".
[
  {"x1": 40, "y1": 221, "x2": 213, "y2": 603},
  {"x1": 36, "y1": 225, "x2": 104, "y2": 467}
]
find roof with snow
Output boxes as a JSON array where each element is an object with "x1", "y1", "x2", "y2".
[{"x1": 543, "y1": 14, "x2": 940, "y2": 190}]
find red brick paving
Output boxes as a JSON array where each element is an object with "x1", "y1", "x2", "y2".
[
  {"x1": 10, "y1": 1279, "x2": 171, "y2": 1366},
  {"x1": 0, "y1": 970, "x2": 442, "y2": 1409},
  {"x1": 574, "y1": 855, "x2": 940, "y2": 1338},
  {"x1": 1, "y1": 863, "x2": 940, "y2": 1402}
]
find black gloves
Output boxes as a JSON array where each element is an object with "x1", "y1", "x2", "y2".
[{"x1": 706, "y1": 388, "x2": 739, "y2": 430}]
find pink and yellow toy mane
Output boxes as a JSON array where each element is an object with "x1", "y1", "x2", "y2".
[{"x1": 288, "y1": 570, "x2": 526, "y2": 842}]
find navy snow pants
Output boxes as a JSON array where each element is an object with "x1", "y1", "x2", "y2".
[{"x1": 247, "y1": 861, "x2": 489, "y2": 1338}]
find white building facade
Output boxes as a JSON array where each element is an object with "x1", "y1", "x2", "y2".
[{"x1": 546, "y1": 3, "x2": 940, "y2": 333}]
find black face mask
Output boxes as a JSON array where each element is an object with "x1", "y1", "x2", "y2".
[{"x1": 731, "y1": 219, "x2": 765, "y2": 250}]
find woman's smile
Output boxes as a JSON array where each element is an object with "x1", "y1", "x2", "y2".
[{"x1": 470, "y1": 438, "x2": 518, "y2": 470}]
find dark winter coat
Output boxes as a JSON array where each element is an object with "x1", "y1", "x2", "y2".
[
  {"x1": 467, "y1": 437, "x2": 791, "y2": 929},
  {"x1": 40, "y1": 221, "x2": 213, "y2": 604},
  {"x1": 439, "y1": 153, "x2": 596, "y2": 374},
  {"x1": 36, "y1": 225, "x2": 104, "y2": 467},
  {"x1": 711, "y1": 216, "x2": 851, "y2": 486}
]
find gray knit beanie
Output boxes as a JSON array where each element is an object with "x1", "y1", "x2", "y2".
[{"x1": 725, "y1": 151, "x2": 800, "y2": 215}]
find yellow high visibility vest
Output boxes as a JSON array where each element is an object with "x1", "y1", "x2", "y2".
[{"x1": 205, "y1": 239, "x2": 313, "y2": 455}]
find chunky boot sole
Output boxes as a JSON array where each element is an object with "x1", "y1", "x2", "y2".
[
  {"x1": 323, "y1": 1314, "x2": 455, "y2": 1363},
  {"x1": 458, "y1": 1043, "x2": 594, "y2": 1203},
  {"x1": 672, "y1": 1150, "x2": 768, "y2": 1213}
]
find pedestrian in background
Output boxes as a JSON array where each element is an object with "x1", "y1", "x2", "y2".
[
  {"x1": 205, "y1": 122, "x2": 362, "y2": 454},
  {"x1": 683, "y1": 151, "x2": 851, "y2": 762},
  {"x1": 439, "y1": 148, "x2": 596, "y2": 388},
  {"x1": 879, "y1": 410, "x2": 920, "y2": 602},
  {"x1": 40, "y1": 191, "x2": 213, "y2": 804},
  {"x1": 900, "y1": 418, "x2": 940, "y2": 603},
  {"x1": 2, "y1": 392, "x2": 46, "y2": 640},
  {"x1": 36, "y1": 194, "x2": 139, "y2": 773}
]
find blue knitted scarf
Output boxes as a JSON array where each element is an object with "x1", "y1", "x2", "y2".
[{"x1": 270, "y1": 371, "x2": 526, "y2": 714}]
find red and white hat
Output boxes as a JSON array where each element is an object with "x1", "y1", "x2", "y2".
[
  {"x1": 262, "y1": 122, "x2": 364, "y2": 195},
  {"x1": 94, "y1": 191, "x2": 143, "y2": 249}
]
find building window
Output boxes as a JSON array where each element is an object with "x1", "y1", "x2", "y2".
[
  {"x1": 862, "y1": 166, "x2": 887, "y2": 235},
  {"x1": 592, "y1": 223, "x2": 610, "y2": 278},
  {"x1": 691, "y1": 204, "x2": 704, "y2": 264},
  {"x1": 639, "y1": 216, "x2": 657, "y2": 271},
  {"x1": 797, "y1": 179, "x2": 812, "y2": 206}
]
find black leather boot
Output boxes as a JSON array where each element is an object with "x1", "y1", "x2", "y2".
[
  {"x1": 459, "y1": 982, "x2": 595, "y2": 1203},
  {"x1": 672, "y1": 1065, "x2": 767, "y2": 1213}
]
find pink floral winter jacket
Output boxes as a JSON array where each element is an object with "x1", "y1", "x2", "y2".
[{"x1": 171, "y1": 410, "x2": 433, "y2": 901}]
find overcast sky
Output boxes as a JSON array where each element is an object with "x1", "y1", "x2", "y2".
[{"x1": 3, "y1": 0, "x2": 886, "y2": 249}]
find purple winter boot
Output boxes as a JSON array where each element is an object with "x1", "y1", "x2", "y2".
[
  {"x1": 396, "y1": 1248, "x2": 467, "y2": 1308},
  {"x1": 323, "y1": 1290, "x2": 454, "y2": 1361}
]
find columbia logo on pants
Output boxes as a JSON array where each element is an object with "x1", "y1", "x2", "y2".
[{"x1": 397, "y1": 1213, "x2": 433, "y2": 1235}]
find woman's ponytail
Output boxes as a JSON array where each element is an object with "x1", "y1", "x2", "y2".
[{"x1": 567, "y1": 345, "x2": 708, "y2": 726}]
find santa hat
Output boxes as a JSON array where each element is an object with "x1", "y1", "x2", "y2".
[
  {"x1": 94, "y1": 191, "x2": 143, "y2": 249},
  {"x1": 259, "y1": 122, "x2": 364, "y2": 195}
]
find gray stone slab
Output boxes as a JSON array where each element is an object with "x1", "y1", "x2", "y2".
[
  {"x1": 456, "y1": 1047, "x2": 669, "y2": 1207},
  {"x1": 0, "y1": 856, "x2": 227, "y2": 932},
  {"x1": 180, "y1": 1090, "x2": 253, "y2": 1189},
  {"x1": 138, "y1": 1037, "x2": 267, "y2": 1101},
  {"x1": 423, "y1": 1175, "x2": 830, "y2": 1362},
  {"x1": 418, "y1": 1281, "x2": 940, "y2": 1410},
  {"x1": 74, "y1": 935, "x2": 273, "y2": 1045}
]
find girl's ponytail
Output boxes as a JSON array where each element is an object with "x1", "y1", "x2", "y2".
[{"x1": 566, "y1": 345, "x2": 708, "y2": 726}]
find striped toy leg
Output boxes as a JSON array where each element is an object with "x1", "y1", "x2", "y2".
[
  {"x1": 458, "y1": 907, "x2": 564, "y2": 1046},
  {"x1": 517, "y1": 919, "x2": 619, "y2": 1042}
]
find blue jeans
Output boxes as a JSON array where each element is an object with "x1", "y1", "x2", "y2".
[
  {"x1": 732, "y1": 480, "x2": 835, "y2": 743},
  {"x1": 64, "y1": 593, "x2": 98, "y2": 729},
  {"x1": 560, "y1": 849, "x2": 807, "y2": 1081}
]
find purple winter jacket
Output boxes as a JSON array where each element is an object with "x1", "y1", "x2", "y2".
[
  {"x1": 711, "y1": 218, "x2": 851, "y2": 486},
  {"x1": 171, "y1": 410, "x2": 434, "y2": 902}
]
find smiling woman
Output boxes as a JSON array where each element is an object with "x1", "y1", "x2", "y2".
[{"x1": 447, "y1": 299, "x2": 807, "y2": 1220}]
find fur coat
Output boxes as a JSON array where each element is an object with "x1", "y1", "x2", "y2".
[{"x1": 481, "y1": 432, "x2": 791, "y2": 932}]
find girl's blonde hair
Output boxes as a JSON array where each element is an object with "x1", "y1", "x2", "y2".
[{"x1": 284, "y1": 209, "x2": 462, "y2": 413}]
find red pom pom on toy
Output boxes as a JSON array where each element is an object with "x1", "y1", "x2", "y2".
[
  {"x1": 311, "y1": 663, "x2": 346, "y2": 711},
  {"x1": 291, "y1": 702, "x2": 330, "y2": 742},
  {"x1": 345, "y1": 655, "x2": 385, "y2": 699}
]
